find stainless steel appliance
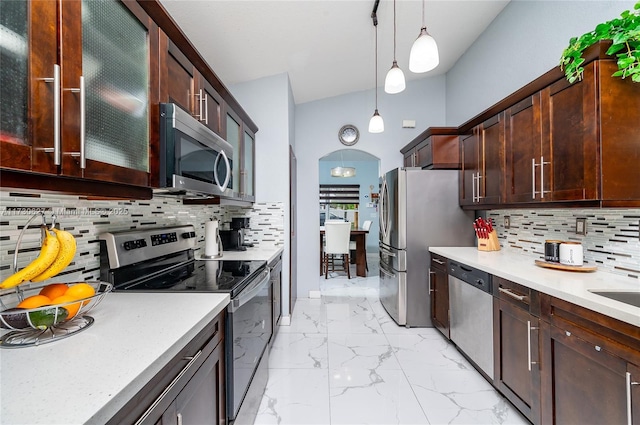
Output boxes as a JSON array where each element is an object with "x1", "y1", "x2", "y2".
[
  {"x1": 155, "y1": 103, "x2": 234, "y2": 199},
  {"x1": 448, "y1": 260, "x2": 494, "y2": 379},
  {"x1": 98, "y1": 225, "x2": 271, "y2": 423},
  {"x1": 378, "y1": 168, "x2": 474, "y2": 327}
]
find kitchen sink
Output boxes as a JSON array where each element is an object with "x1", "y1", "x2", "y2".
[{"x1": 589, "y1": 290, "x2": 640, "y2": 308}]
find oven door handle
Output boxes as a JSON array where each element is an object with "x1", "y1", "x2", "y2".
[{"x1": 228, "y1": 268, "x2": 271, "y2": 313}]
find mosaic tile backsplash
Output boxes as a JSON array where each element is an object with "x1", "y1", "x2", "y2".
[
  {"x1": 488, "y1": 209, "x2": 640, "y2": 280},
  {"x1": 0, "y1": 191, "x2": 284, "y2": 285}
]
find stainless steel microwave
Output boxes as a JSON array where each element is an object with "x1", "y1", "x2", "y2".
[{"x1": 155, "y1": 103, "x2": 233, "y2": 198}]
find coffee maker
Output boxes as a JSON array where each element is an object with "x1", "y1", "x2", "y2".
[{"x1": 219, "y1": 217, "x2": 253, "y2": 251}]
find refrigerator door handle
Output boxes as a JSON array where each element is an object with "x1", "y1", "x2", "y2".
[{"x1": 380, "y1": 177, "x2": 390, "y2": 239}]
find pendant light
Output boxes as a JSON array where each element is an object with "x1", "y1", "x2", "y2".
[
  {"x1": 409, "y1": 0, "x2": 439, "y2": 73},
  {"x1": 384, "y1": 0, "x2": 405, "y2": 94},
  {"x1": 369, "y1": 14, "x2": 384, "y2": 134}
]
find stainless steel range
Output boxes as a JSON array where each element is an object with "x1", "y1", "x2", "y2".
[{"x1": 98, "y1": 225, "x2": 271, "y2": 424}]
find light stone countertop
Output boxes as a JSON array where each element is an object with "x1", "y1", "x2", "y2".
[
  {"x1": 0, "y1": 292, "x2": 229, "y2": 425},
  {"x1": 429, "y1": 247, "x2": 640, "y2": 327},
  {"x1": 197, "y1": 245, "x2": 284, "y2": 264}
]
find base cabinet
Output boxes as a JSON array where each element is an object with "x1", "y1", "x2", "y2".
[
  {"x1": 160, "y1": 342, "x2": 226, "y2": 425},
  {"x1": 540, "y1": 297, "x2": 640, "y2": 425},
  {"x1": 429, "y1": 254, "x2": 449, "y2": 338},
  {"x1": 493, "y1": 277, "x2": 541, "y2": 424},
  {"x1": 108, "y1": 311, "x2": 225, "y2": 425}
]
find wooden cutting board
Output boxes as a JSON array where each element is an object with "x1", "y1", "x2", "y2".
[{"x1": 534, "y1": 260, "x2": 597, "y2": 272}]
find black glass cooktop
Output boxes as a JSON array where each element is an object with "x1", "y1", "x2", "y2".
[{"x1": 109, "y1": 250, "x2": 266, "y2": 298}]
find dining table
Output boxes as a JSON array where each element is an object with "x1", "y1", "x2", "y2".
[{"x1": 320, "y1": 227, "x2": 370, "y2": 277}]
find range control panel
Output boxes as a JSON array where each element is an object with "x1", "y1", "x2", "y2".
[
  {"x1": 99, "y1": 225, "x2": 197, "y2": 269},
  {"x1": 151, "y1": 232, "x2": 178, "y2": 246}
]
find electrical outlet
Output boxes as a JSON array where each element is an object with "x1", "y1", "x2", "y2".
[
  {"x1": 504, "y1": 216, "x2": 510, "y2": 229},
  {"x1": 576, "y1": 217, "x2": 587, "y2": 235}
]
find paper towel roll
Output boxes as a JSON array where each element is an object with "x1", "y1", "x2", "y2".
[{"x1": 205, "y1": 220, "x2": 220, "y2": 257}]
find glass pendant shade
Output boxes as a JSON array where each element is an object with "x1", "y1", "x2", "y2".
[
  {"x1": 409, "y1": 27, "x2": 439, "y2": 73},
  {"x1": 368, "y1": 109, "x2": 384, "y2": 133},
  {"x1": 384, "y1": 61, "x2": 406, "y2": 94},
  {"x1": 330, "y1": 166, "x2": 356, "y2": 178}
]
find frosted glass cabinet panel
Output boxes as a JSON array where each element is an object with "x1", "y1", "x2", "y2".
[
  {"x1": 226, "y1": 113, "x2": 241, "y2": 194},
  {"x1": 82, "y1": 0, "x2": 149, "y2": 172},
  {"x1": 0, "y1": 0, "x2": 28, "y2": 146},
  {"x1": 243, "y1": 130, "x2": 255, "y2": 198}
]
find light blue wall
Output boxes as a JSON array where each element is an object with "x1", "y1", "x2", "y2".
[
  {"x1": 296, "y1": 76, "x2": 447, "y2": 296},
  {"x1": 230, "y1": 73, "x2": 294, "y2": 315},
  {"x1": 319, "y1": 158, "x2": 380, "y2": 250},
  {"x1": 446, "y1": 0, "x2": 637, "y2": 126}
]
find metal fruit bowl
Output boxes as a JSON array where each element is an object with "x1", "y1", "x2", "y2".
[{"x1": 0, "y1": 281, "x2": 112, "y2": 348}]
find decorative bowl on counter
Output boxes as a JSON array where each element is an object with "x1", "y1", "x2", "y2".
[{"x1": 0, "y1": 281, "x2": 112, "y2": 348}]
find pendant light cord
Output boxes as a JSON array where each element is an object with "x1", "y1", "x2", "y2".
[
  {"x1": 422, "y1": 0, "x2": 425, "y2": 28},
  {"x1": 393, "y1": 0, "x2": 397, "y2": 60},
  {"x1": 375, "y1": 24, "x2": 378, "y2": 107}
]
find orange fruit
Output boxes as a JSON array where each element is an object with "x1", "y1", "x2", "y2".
[
  {"x1": 51, "y1": 295, "x2": 81, "y2": 319},
  {"x1": 65, "y1": 283, "x2": 95, "y2": 304},
  {"x1": 39, "y1": 283, "x2": 69, "y2": 300},
  {"x1": 16, "y1": 294, "x2": 51, "y2": 309}
]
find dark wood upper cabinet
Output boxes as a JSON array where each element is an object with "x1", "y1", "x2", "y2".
[
  {"x1": 459, "y1": 116, "x2": 504, "y2": 206},
  {"x1": 459, "y1": 131, "x2": 479, "y2": 206},
  {"x1": 0, "y1": 0, "x2": 158, "y2": 197},
  {"x1": 401, "y1": 128, "x2": 460, "y2": 169}
]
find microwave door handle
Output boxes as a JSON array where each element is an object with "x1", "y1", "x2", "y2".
[{"x1": 213, "y1": 150, "x2": 231, "y2": 192}]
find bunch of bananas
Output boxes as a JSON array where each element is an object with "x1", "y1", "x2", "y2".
[{"x1": 0, "y1": 226, "x2": 77, "y2": 290}]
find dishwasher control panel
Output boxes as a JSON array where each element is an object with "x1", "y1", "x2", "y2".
[{"x1": 449, "y1": 261, "x2": 492, "y2": 294}]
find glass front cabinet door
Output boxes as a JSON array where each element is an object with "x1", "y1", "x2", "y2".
[{"x1": 0, "y1": 0, "x2": 157, "y2": 187}]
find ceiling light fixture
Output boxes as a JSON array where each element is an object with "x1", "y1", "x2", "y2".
[
  {"x1": 331, "y1": 152, "x2": 356, "y2": 178},
  {"x1": 369, "y1": 1, "x2": 384, "y2": 134},
  {"x1": 409, "y1": 0, "x2": 439, "y2": 73},
  {"x1": 384, "y1": 0, "x2": 405, "y2": 94}
]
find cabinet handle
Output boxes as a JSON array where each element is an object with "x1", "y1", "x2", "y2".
[
  {"x1": 471, "y1": 173, "x2": 476, "y2": 202},
  {"x1": 540, "y1": 156, "x2": 550, "y2": 198},
  {"x1": 498, "y1": 287, "x2": 526, "y2": 301},
  {"x1": 177, "y1": 412, "x2": 183, "y2": 425},
  {"x1": 203, "y1": 92, "x2": 209, "y2": 125},
  {"x1": 626, "y1": 372, "x2": 639, "y2": 425},
  {"x1": 432, "y1": 258, "x2": 444, "y2": 265},
  {"x1": 65, "y1": 76, "x2": 86, "y2": 169},
  {"x1": 428, "y1": 268, "x2": 435, "y2": 294},
  {"x1": 39, "y1": 65, "x2": 62, "y2": 165},
  {"x1": 134, "y1": 350, "x2": 202, "y2": 425},
  {"x1": 476, "y1": 173, "x2": 483, "y2": 201},
  {"x1": 194, "y1": 88, "x2": 205, "y2": 122},
  {"x1": 527, "y1": 320, "x2": 539, "y2": 371},
  {"x1": 531, "y1": 158, "x2": 537, "y2": 199}
]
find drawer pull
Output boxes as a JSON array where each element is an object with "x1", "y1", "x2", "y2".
[
  {"x1": 595, "y1": 345, "x2": 601, "y2": 352},
  {"x1": 498, "y1": 287, "x2": 526, "y2": 301},
  {"x1": 565, "y1": 331, "x2": 571, "y2": 337},
  {"x1": 432, "y1": 258, "x2": 444, "y2": 265},
  {"x1": 134, "y1": 350, "x2": 202, "y2": 425}
]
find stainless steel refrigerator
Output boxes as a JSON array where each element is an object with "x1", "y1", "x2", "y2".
[{"x1": 379, "y1": 167, "x2": 474, "y2": 327}]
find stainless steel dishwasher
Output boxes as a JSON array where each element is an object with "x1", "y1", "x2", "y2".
[{"x1": 448, "y1": 260, "x2": 494, "y2": 379}]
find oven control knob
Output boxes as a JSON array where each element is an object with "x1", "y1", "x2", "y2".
[{"x1": 123, "y1": 241, "x2": 132, "y2": 251}]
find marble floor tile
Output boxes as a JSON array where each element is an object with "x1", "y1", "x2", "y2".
[
  {"x1": 279, "y1": 298, "x2": 327, "y2": 334},
  {"x1": 408, "y1": 368, "x2": 529, "y2": 424},
  {"x1": 386, "y1": 333, "x2": 474, "y2": 372},
  {"x1": 328, "y1": 333, "x2": 400, "y2": 371},
  {"x1": 325, "y1": 299, "x2": 383, "y2": 334},
  {"x1": 251, "y1": 368, "x2": 331, "y2": 425},
  {"x1": 268, "y1": 332, "x2": 328, "y2": 369},
  {"x1": 329, "y1": 368, "x2": 429, "y2": 425}
]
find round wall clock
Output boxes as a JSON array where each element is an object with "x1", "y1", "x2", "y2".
[{"x1": 338, "y1": 124, "x2": 359, "y2": 146}]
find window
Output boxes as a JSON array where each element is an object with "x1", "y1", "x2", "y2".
[{"x1": 319, "y1": 184, "x2": 359, "y2": 227}]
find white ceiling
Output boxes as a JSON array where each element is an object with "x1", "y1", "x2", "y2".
[{"x1": 158, "y1": 0, "x2": 510, "y2": 105}]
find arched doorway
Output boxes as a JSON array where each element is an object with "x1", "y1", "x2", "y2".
[{"x1": 319, "y1": 149, "x2": 380, "y2": 276}]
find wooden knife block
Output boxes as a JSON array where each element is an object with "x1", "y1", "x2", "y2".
[{"x1": 477, "y1": 230, "x2": 501, "y2": 251}]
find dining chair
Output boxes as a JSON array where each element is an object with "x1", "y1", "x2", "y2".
[
  {"x1": 323, "y1": 221, "x2": 352, "y2": 279},
  {"x1": 349, "y1": 220, "x2": 372, "y2": 271}
]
